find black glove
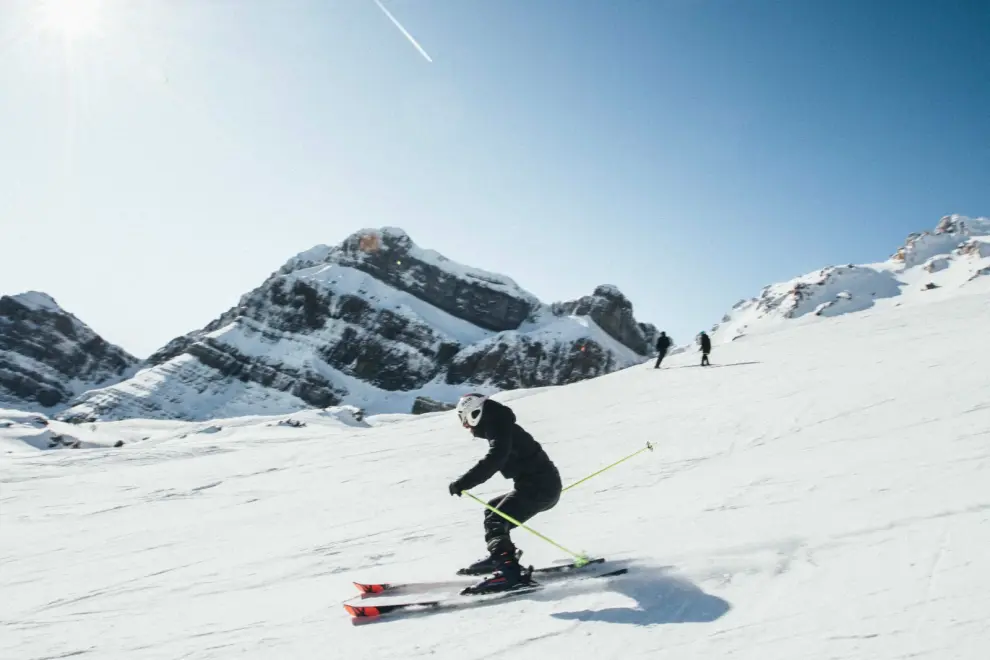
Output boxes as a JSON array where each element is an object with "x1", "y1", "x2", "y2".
[{"x1": 448, "y1": 481, "x2": 463, "y2": 497}]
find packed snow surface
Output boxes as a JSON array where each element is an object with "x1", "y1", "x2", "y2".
[{"x1": 2, "y1": 278, "x2": 989, "y2": 659}]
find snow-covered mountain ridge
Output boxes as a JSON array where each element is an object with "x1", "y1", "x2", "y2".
[
  {"x1": 58, "y1": 227, "x2": 659, "y2": 422},
  {"x1": 711, "y1": 214, "x2": 990, "y2": 343},
  {"x1": 0, "y1": 292, "x2": 140, "y2": 413}
]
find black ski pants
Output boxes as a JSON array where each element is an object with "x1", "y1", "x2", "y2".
[
  {"x1": 484, "y1": 465, "x2": 562, "y2": 555},
  {"x1": 654, "y1": 350, "x2": 668, "y2": 368}
]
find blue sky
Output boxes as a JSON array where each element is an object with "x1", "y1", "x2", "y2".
[{"x1": 1, "y1": 0, "x2": 987, "y2": 357}]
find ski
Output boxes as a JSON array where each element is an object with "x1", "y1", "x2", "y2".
[
  {"x1": 353, "y1": 557, "x2": 608, "y2": 598},
  {"x1": 345, "y1": 562, "x2": 629, "y2": 622},
  {"x1": 345, "y1": 583, "x2": 544, "y2": 622}
]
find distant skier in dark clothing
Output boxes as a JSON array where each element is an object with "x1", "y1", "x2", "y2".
[
  {"x1": 699, "y1": 331, "x2": 711, "y2": 366},
  {"x1": 449, "y1": 394, "x2": 562, "y2": 594},
  {"x1": 654, "y1": 331, "x2": 671, "y2": 368}
]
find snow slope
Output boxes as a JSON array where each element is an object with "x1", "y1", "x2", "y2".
[
  {"x1": 2, "y1": 277, "x2": 989, "y2": 659},
  {"x1": 711, "y1": 214, "x2": 990, "y2": 344}
]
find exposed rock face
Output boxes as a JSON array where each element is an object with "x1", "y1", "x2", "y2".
[
  {"x1": 892, "y1": 214, "x2": 990, "y2": 267},
  {"x1": 0, "y1": 292, "x2": 141, "y2": 411},
  {"x1": 411, "y1": 396, "x2": 456, "y2": 415},
  {"x1": 551, "y1": 285, "x2": 659, "y2": 356},
  {"x1": 60, "y1": 228, "x2": 656, "y2": 422},
  {"x1": 328, "y1": 230, "x2": 541, "y2": 332},
  {"x1": 956, "y1": 239, "x2": 990, "y2": 259},
  {"x1": 445, "y1": 333, "x2": 623, "y2": 390}
]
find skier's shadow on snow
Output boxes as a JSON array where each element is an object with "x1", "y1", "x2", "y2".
[
  {"x1": 548, "y1": 563, "x2": 731, "y2": 626},
  {"x1": 665, "y1": 361, "x2": 762, "y2": 370}
]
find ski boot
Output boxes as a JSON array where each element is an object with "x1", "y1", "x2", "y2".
[
  {"x1": 460, "y1": 550, "x2": 537, "y2": 596},
  {"x1": 457, "y1": 548, "x2": 523, "y2": 576}
]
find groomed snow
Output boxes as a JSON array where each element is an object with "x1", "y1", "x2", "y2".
[{"x1": 2, "y1": 275, "x2": 989, "y2": 659}]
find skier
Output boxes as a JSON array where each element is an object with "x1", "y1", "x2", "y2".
[
  {"x1": 699, "y1": 331, "x2": 711, "y2": 366},
  {"x1": 449, "y1": 393, "x2": 562, "y2": 593},
  {"x1": 654, "y1": 331, "x2": 671, "y2": 368}
]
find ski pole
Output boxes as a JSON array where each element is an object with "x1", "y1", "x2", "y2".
[
  {"x1": 562, "y1": 441, "x2": 654, "y2": 493},
  {"x1": 461, "y1": 491, "x2": 592, "y2": 567}
]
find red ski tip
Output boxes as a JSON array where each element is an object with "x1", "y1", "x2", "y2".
[
  {"x1": 344, "y1": 604, "x2": 381, "y2": 618},
  {"x1": 353, "y1": 581, "x2": 388, "y2": 594}
]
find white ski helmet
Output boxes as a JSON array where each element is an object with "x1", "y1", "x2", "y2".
[{"x1": 456, "y1": 393, "x2": 488, "y2": 428}]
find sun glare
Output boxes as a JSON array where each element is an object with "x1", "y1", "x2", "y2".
[{"x1": 40, "y1": 0, "x2": 105, "y2": 40}]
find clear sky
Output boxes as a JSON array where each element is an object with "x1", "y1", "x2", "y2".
[{"x1": 1, "y1": 0, "x2": 987, "y2": 358}]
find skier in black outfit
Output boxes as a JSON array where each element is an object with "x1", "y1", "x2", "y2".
[
  {"x1": 699, "y1": 331, "x2": 712, "y2": 366},
  {"x1": 449, "y1": 393, "x2": 562, "y2": 593},
  {"x1": 654, "y1": 331, "x2": 671, "y2": 368}
]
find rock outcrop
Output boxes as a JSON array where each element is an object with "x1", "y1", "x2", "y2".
[
  {"x1": 551, "y1": 284, "x2": 659, "y2": 355},
  {"x1": 0, "y1": 292, "x2": 141, "y2": 411}
]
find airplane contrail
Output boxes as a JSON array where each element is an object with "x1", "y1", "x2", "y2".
[{"x1": 374, "y1": 0, "x2": 433, "y2": 63}]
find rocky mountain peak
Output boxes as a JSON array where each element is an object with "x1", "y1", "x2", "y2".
[
  {"x1": 57, "y1": 228, "x2": 659, "y2": 422},
  {"x1": 552, "y1": 284, "x2": 658, "y2": 356},
  {"x1": 280, "y1": 228, "x2": 543, "y2": 333},
  {"x1": 0, "y1": 292, "x2": 141, "y2": 411},
  {"x1": 892, "y1": 214, "x2": 990, "y2": 268},
  {"x1": 933, "y1": 214, "x2": 990, "y2": 236}
]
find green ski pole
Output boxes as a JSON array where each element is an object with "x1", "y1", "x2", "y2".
[
  {"x1": 461, "y1": 491, "x2": 592, "y2": 567},
  {"x1": 459, "y1": 441, "x2": 654, "y2": 567},
  {"x1": 562, "y1": 441, "x2": 654, "y2": 493}
]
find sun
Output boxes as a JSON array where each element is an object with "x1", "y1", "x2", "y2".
[{"x1": 39, "y1": 0, "x2": 105, "y2": 40}]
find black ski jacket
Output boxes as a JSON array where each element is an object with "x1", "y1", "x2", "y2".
[
  {"x1": 656, "y1": 335, "x2": 671, "y2": 353},
  {"x1": 454, "y1": 398, "x2": 556, "y2": 491},
  {"x1": 700, "y1": 333, "x2": 711, "y2": 352}
]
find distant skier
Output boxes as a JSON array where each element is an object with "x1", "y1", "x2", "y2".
[
  {"x1": 699, "y1": 331, "x2": 711, "y2": 366},
  {"x1": 449, "y1": 393, "x2": 562, "y2": 594},
  {"x1": 654, "y1": 331, "x2": 671, "y2": 368}
]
